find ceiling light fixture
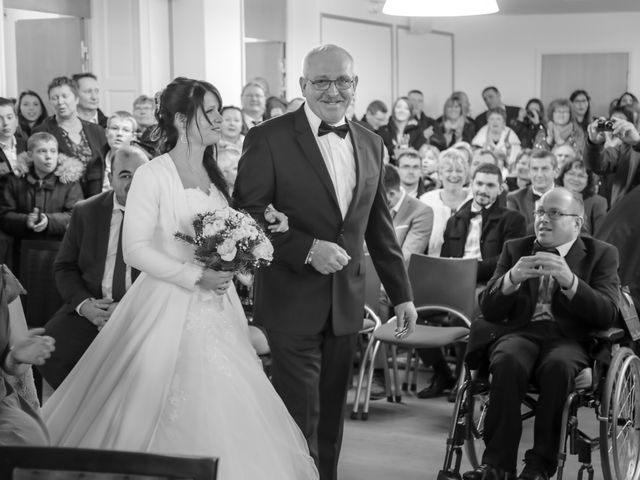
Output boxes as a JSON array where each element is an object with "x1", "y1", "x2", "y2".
[{"x1": 382, "y1": 0, "x2": 499, "y2": 17}]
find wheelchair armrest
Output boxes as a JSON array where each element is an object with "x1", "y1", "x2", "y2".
[{"x1": 590, "y1": 327, "x2": 626, "y2": 344}]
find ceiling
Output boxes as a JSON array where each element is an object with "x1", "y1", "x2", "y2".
[{"x1": 497, "y1": 0, "x2": 640, "y2": 15}]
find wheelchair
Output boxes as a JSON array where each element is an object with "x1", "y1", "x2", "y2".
[{"x1": 437, "y1": 328, "x2": 640, "y2": 480}]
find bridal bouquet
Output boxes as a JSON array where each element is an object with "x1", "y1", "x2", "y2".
[{"x1": 175, "y1": 207, "x2": 273, "y2": 273}]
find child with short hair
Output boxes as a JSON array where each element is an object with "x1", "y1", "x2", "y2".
[{"x1": 0, "y1": 132, "x2": 84, "y2": 240}]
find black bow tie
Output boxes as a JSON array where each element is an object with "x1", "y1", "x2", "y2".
[
  {"x1": 318, "y1": 121, "x2": 349, "y2": 139},
  {"x1": 532, "y1": 193, "x2": 541, "y2": 202},
  {"x1": 532, "y1": 241, "x2": 559, "y2": 256}
]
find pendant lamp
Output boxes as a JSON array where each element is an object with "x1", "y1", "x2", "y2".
[{"x1": 382, "y1": 0, "x2": 499, "y2": 17}]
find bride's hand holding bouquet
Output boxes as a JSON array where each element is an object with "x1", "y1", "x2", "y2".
[{"x1": 177, "y1": 206, "x2": 276, "y2": 295}]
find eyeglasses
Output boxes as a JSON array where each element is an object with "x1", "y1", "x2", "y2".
[
  {"x1": 306, "y1": 77, "x2": 354, "y2": 91},
  {"x1": 533, "y1": 208, "x2": 582, "y2": 220}
]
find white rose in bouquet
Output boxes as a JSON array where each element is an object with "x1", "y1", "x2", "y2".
[
  {"x1": 218, "y1": 238, "x2": 238, "y2": 261},
  {"x1": 214, "y1": 208, "x2": 230, "y2": 220},
  {"x1": 252, "y1": 241, "x2": 274, "y2": 261}
]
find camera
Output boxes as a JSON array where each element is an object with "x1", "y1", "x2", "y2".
[{"x1": 596, "y1": 118, "x2": 615, "y2": 132}]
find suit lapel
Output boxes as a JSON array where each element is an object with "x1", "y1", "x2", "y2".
[
  {"x1": 94, "y1": 191, "x2": 114, "y2": 294},
  {"x1": 564, "y1": 236, "x2": 587, "y2": 277},
  {"x1": 293, "y1": 109, "x2": 341, "y2": 215}
]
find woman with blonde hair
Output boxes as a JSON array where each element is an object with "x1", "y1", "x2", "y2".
[
  {"x1": 534, "y1": 98, "x2": 585, "y2": 157},
  {"x1": 419, "y1": 148, "x2": 471, "y2": 256}
]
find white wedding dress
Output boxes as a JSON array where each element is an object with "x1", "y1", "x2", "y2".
[{"x1": 43, "y1": 154, "x2": 318, "y2": 480}]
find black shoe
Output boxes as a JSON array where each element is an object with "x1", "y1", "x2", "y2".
[
  {"x1": 463, "y1": 463, "x2": 516, "y2": 480},
  {"x1": 417, "y1": 374, "x2": 456, "y2": 399},
  {"x1": 368, "y1": 371, "x2": 386, "y2": 400},
  {"x1": 517, "y1": 464, "x2": 549, "y2": 480}
]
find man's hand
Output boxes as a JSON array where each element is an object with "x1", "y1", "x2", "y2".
[
  {"x1": 394, "y1": 301, "x2": 417, "y2": 339},
  {"x1": 32, "y1": 214, "x2": 48, "y2": 232},
  {"x1": 530, "y1": 252, "x2": 574, "y2": 289},
  {"x1": 79, "y1": 298, "x2": 114, "y2": 330},
  {"x1": 587, "y1": 118, "x2": 606, "y2": 144},
  {"x1": 611, "y1": 118, "x2": 640, "y2": 146},
  {"x1": 508, "y1": 253, "x2": 573, "y2": 289},
  {"x1": 309, "y1": 240, "x2": 351, "y2": 275},
  {"x1": 422, "y1": 125, "x2": 434, "y2": 140}
]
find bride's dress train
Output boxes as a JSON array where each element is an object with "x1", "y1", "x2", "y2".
[{"x1": 43, "y1": 154, "x2": 318, "y2": 479}]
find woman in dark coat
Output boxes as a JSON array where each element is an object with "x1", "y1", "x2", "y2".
[{"x1": 34, "y1": 77, "x2": 107, "y2": 198}]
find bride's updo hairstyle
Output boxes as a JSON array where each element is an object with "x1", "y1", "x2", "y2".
[{"x1": 155, "y1": 77, "x2": 230, "y2": 201}]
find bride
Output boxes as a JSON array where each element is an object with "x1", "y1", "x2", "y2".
[{"x1": 43, "y1": 77, "x2": 319, "y2": 479}]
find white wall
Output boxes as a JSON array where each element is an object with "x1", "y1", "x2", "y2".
[
  {"x1": 430, "y1": 12, "x2": 640, "y2": 117},
  {"x1": 286, "y1": 5, "x2": 640, "y2": 119}
]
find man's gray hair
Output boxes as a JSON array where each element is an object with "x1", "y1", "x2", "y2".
[{"x1": 302, "y1": 44, "x2": 355, "y2": 77}]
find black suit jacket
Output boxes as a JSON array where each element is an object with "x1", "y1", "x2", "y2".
[
  {"x1": 234, "y1": 106, "x2": 412, "y2": 336},
  {"x1": 474, "y1": 105, "x2": 521, "y2": 131},
  {"x1": 34, "y1": 116, "x2": 107, "y2": 198},
  {"x1": 466, "y1": 235, "x2": 619, "y2": 367},
  {"x1": 52, "y1": 190, "x2": 113, "y2": 315},
  {"x1": 440, "y1": 199, "x2": 526, "y2": 282},
  {"x1": 506, "y1": 186, "x2": 537, "y2": 234}
]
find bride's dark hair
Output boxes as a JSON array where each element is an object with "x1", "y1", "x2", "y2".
[{"x1": 154, "y1": 77, "x2": 230, "y2": 202}]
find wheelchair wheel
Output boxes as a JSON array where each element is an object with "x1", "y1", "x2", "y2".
[
  {"x1": 600, "y1": 348, "x2": 640, "y2": 480},
  {"x1": 464, "y1": 384, "x2": 489, "y2": 469}
]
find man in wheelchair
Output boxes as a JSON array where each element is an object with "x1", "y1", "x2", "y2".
[{"x1": 463, "y1": 187, "x2": 620, "y2": 480}]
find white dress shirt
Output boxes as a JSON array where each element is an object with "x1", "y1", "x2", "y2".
[
  {"x1": 0, "y1": 135, "x2": 18, "y2": 171},
  {"x1": 304, "y1": 103, "x2": 356, "y2": 218},
  {"x1": 462, "y1": 203, "x2": 486, "y2": 261}
]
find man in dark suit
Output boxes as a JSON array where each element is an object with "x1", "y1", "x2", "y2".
[
  {"x1": 72, "y1": 73, "x2": 108, "y2": 128},
  {"x1": 474, "y1": 86, "x2": 521, "y2": 131},
  {"x1": 355, "y1": 100, "x2": 388, "y2": 132},
  {"x1": 39, "y1": 146, "x2": 147, "y2": 389},
  {"x1": 463, "y1": 187, "x2": 619, "y2": 480},
  {"x1": 0, "y1": 98, "x2": 27, "y2": 179},
  {"x1": 507, "y1": 149, "x2": 558, "y2": 234},
  {"x1": 234, "y1": 44, "x2": 417, "y2": 480},
  {"x1": 417, "y1": 163, "x2": 526, "y2": 400}
]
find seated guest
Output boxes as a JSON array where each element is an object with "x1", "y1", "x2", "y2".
[
  {"x1": 219, "y1": 106, "x2": 245, "y2": 152},
  {"x1": 507, "y1": 149, "x2": 558, "y2": 234},
  {"x1": 217, "y1": 146, "x2": 240, "y2": 196},
  {"x1": 557, "y1": 159, "x2": 607, "y2": 235},
  {"x1": 509, "y1": 99, "x2": 546, "y2": 149},
  {"x1": 407, "y1": 90, "x2": 439, "y2": 147},
  {"x1": 552, "y1": 144, "x2": 577, "y2": 174},
  {"x1": 397, "y1": 149, "x2": 428, "y2": 198},
  {"x1": 17, "y1": 91, "x2": 47, "y2": 138},
  {"x1": 71, "y1": 73, "x2": 107, "y2": 128},
  {"x1": 0, "y1": 97, "x2": 27, "y2": 180},
  {"x1": 34, "y1": 76, "x2": 107, "y2": 198},
  {"x1": 474, "y1": 86, "x2": 521, "y2": 131},
  {"x1": 420, "y1": 149, "x2": 471, "y2": 256},
  {"x1": 417, "y1": 164, "x2": 526, "y2": 400},
  {"x1": 472, "y1": 107, "x2": 521, "y2": 168},
  {"x1": 570, "y1": 90, "x2": 592, "y2": 134},
  {"x1": 464, "y1": 187, "x2": 619, "y2": 480},
  {"x1": 1, "y1": 265, "x2": 55, "y2": 445},
  {"x1": 265, "y1": 96, "x2": 287, "y2": 120},
  {"x1": 418, "y1": 143, "x2": 440, "y2": 192},
  {"x1": 384, "y1": 164, "x2": 433, "y2": 263},
  {"x1": 432, "y1": 94, "x2": 476, "y2": 148},
  {"x1": 39, "y1": 146, "x2": 148, "y2": 389},
  {"x1": 505, "y1": 149, "x2": 532, "y2": 192},
  {"x1": 534, "y1": 98, "x2": 585, "y2": 158},
  {"x1": 377, "y1": 97, "x2": 426, "y2": 164},
  {"x1": 584, "y1": 113, "x2": 640, "y2": 208},
  {"x1": 469, "y1": 149, "x2": 508, "y2": 207},
  {"x1": 103, "y1": 111, "x2": 137, "y2": 191},
  {"x1": 132, "y1": 94, "x2": 159, "y2": 156},
  {"x1": 0, "y1": 132, "x2": 84, "y2": 245},
  {"x1": 240, "y1": 82, "x2": 267, "y2": 134},
  {"x1": 356, "y1": 100, "x2": 388, "y2": 132}
]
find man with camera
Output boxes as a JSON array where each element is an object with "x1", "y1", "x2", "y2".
[{"x1": 584, "y1": 113, "x2": 640, "y2": 207}]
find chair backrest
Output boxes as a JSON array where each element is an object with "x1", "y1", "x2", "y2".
[
  {"x1": 407, "y1": 254, "x2": 478, "y2": 322},
  {"x1": 0, "y1": 446, "x2": 217, "y2": 480},
  {"x1": 364, "y1": 254, "x2": 382, "y2": 315}
]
